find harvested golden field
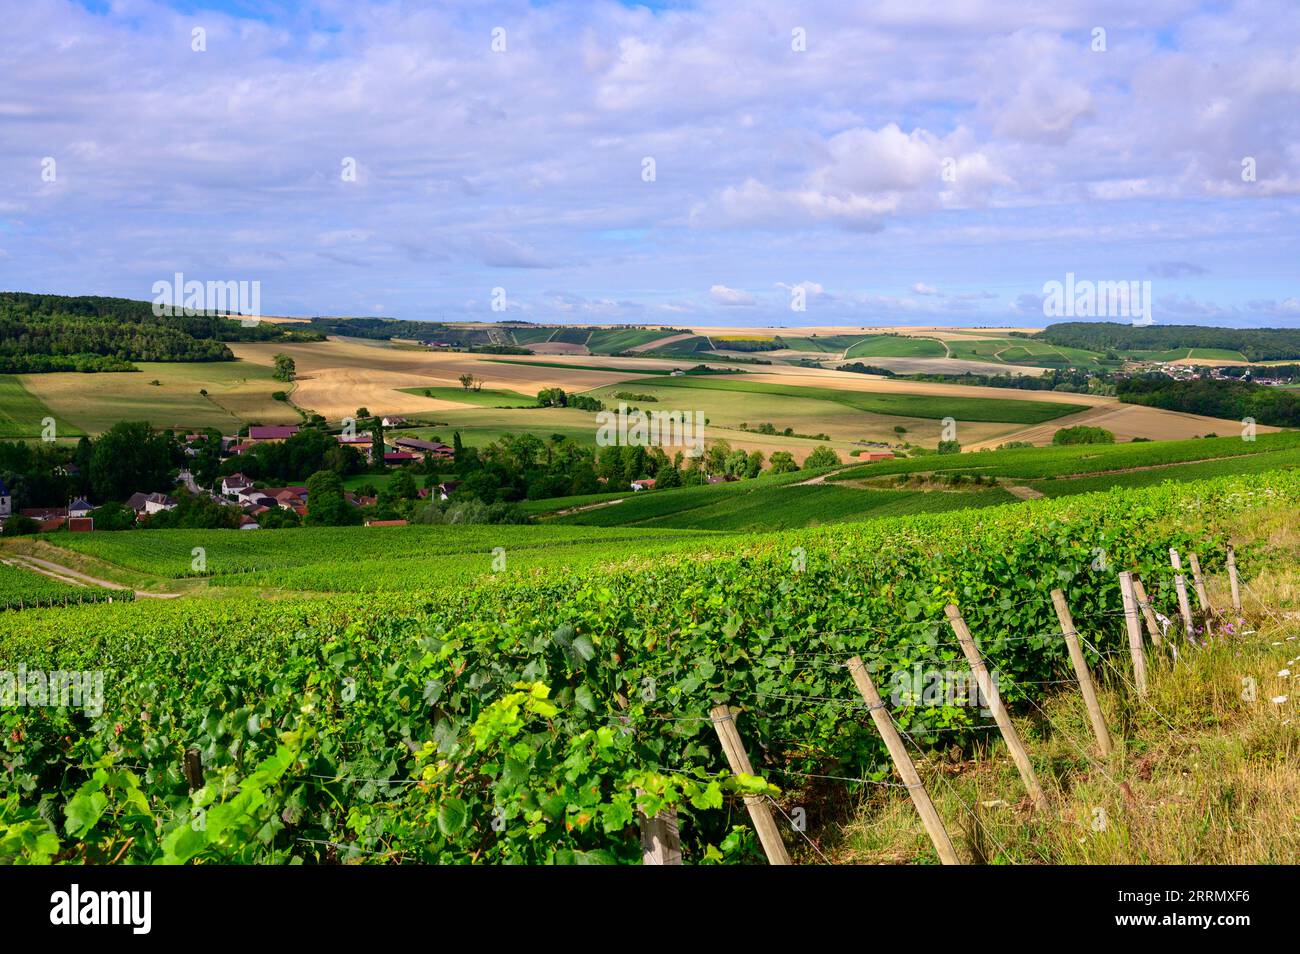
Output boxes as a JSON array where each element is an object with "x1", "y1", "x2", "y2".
[
  {"x1": 230, "y1": 338, "x2": 638, "y2": 420},
  {"x1": 962, "y1": 403, "x2": 1276, "y2": 450}
]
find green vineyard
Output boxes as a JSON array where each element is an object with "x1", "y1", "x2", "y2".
[{"x1": 1, "y1": 470, "x2": 1292, "y2": 864}]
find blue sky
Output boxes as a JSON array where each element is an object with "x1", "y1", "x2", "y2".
[{"x1": 2, "y1": 0, "x2": 1298, "y2": 326}]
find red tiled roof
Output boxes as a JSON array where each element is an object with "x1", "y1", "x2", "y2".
[{"x1": 248, "y1": 425, "x2": 300, "y2": 440}]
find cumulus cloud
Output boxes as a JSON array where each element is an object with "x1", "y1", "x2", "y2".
[
  {"x1": 0, "y1": 0, "x2": 1295, "y2": 325},
  {"x1": 709, "y1": 284, "x2": 757, "y2": 306}
]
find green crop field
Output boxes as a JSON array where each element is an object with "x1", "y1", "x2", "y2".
[
  {"x1": 547, "y1": 328, "x2": 593, "y2": 346},
  {"x1": 2, "y1": 468, "x2": 1293, "y2": 864},
  {"x1": 398, "y1": 385, "x2": 536, "y2": 408},
  {"x1": 623, "y1": 374, "x2": 1088, "y2": 424},
  {"x1": 830, "y1": 430, "x2": 1300, "y2": 483},
  {"x1": 37, "y1": 523, "x2": 732, "y2": 593},
  {"x1": 780, "y1": 335, "x2": 869, "y2": 354},
  {"x1": 586, "y1": 329, "x2": 678, "y2": 353},
  {"x1": 0, "y1": 375, "x2": 84, "y2": 438},
  {"x1": 507, "y1": 327, "x2": 557, "y2": 345},
  {"x1": 14, "y1": 360, "x2": 293, "y2": 435},
  {"x1": 0, "y1": 561, "x2": 123, "y2": 610},
  {"x1": 844, "y1": 335, "x2": 947, "y2": 359},
  {"x1": 550, "y1": 479, "x2": 1016, "y2": 530}
]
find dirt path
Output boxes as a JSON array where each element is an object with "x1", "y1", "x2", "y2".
[
  {"x1": 1003, "y1": 484, "x2": 1045, "y2": 500},
  {"x1": 11, "y1": 555, "x2": 181, "y2": 599},
  {"x1": 546, "y1": 498, "x2": 627, "y2": 517},
  {"x1": 791, "y1": 465, "x2": 857, "y2": 486}
]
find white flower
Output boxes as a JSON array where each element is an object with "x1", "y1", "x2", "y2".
[
  {"x1": 1280, "y1": 670, "x2": 1293, "y2": 677},
  {"x1": 1271, "y1": 695, "x2": 1288, "y2": 704}
]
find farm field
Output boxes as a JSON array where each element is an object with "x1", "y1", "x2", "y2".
[
  {"x1": 2, "y1": 470, "x2": 1296, "y2": 864},
  {"x1": 16, "y1": 360, "x2": 294, "y2": 434},
  {"x1": 396, "y1": 385, "x2": 536, "y2": 408},
  {"x1": 549, "y1": 479, "x2": 1016, "y2": 530},
  {"x1": 0, "y1": 559, "x2": 123, "y2": 610},
  {"x1": 618, "y1": 374, "x2": 1090, "y2": 424},
  {"x1": 0, "y1": 375, "x2": 84, "y2": 438},
  {"x1": 844, "y1": 334, "x2": 948, "y2": 358},
  {"x1": 24, "y1": 523, "x2": 734, "y2": 593},
  {"x1": 830, "y1": 430, "x2": 1300, "y2": 483},
  {"x1": 0, "y1": 331, "x2": 1197, "y2": 452}
]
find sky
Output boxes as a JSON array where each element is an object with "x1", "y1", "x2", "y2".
[{"x1": 1, "y1": 0, "x2": 1298, "y2": 327}]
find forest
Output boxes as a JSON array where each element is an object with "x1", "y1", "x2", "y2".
[
  {"x1": 1033, "y1": 321, "x2": 1300, "y2": 361},
  {"x1": 0, "y1": 292, "x2": 323, "y2": 372},
  {"x1": 1117, "y1": 375, "x2": 1300, "y2": 426}
]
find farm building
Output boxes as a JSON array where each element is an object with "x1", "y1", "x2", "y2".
[
  {"x1": 246, "y1": 425, "x2": 300, "y2": 443},
  {"x1": 0, "y1": 477, "x2": 10, "y2": 519},
  {"x1": 222, "y1": 474, "x2": 253, "y2": 497},
  {"x1": 393, "y1": 437, "x2": 453, "y2": 458}
]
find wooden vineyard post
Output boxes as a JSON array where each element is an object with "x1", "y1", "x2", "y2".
[
  {"x1": 1130, "y1": 577, "x2": 1162, "y2": 646},
  {"x1": 844, "y1": 656, "x2": 961, "y2": 865},
  {"x1": 1188, "y1": 553, "x2": 1214, "y2": 636},
  {"x1": 944, "y1": 605, "x2": 1047, "y2": 809},
  {"x1": 709, "y1": 705, "x2": 792, "y2": 865},
  {"x1": 637, "y1": 792, "x2": 682, "y2": 865},
  {"x1": 183, "y1": 747, "x2": 204, "y2": 792},
  {"x1": 1118, "y1": 573, "x2": 1149, "y2": 697},
  {"x1": 1049, "y1": 590, "x2": 1112, "y2": 756},
  {"x1": 1226, "y1": 545, "x2": 1243, "y2": 626},
  {"x1": 1169, "y1": 549, "x2": 1195, "y2": 639}
]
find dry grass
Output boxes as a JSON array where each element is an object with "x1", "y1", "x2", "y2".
[{"x1": 798, "y1": 509, "x2": 1300, "y2": 865}]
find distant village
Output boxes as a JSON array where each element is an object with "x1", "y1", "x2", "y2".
[{"x1": 0, "y1": 418, "x2": 455, "y2": 533}]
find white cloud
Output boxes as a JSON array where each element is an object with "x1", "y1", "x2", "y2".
[{"x1": 709, "y1": 284, "x2": 756, "y2": 306}]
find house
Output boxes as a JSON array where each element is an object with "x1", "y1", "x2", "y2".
[
  {"x1": 221, "y1": 474, "x2": 252, "y2": 497},
  {"x1": 237, "y1": 514, "x2": 260, "y2": 530},
  {"x1": 0, "y1": 477, "x2": 10, "y2": 519},
  {"x1": 436, "y1": 481, "x2": 462, "y2": 501},
  {"x1": 630, "y1": 478, "x2": 657, "y2": 491},
  {"x1": 68, "y1": 517, "x2": 94, "y2": 533},
  {"x1": 246, "y1": 425, "x2": 300, "y2": 443},
  {"x1": 364, "y1": 519, "x2": 408, "y2": 527},
  {"x1": 381, "y1": 416, "x2": 408, "y2": 428},
  {"x1": 336, "y1": 434, "x2": 373, "y2": 450},
  {"x1": 393, "y1": 437, "x2": 453, "y2": 457},
  {"x1": 142, "y1": 493, "x2": 178, "y2": 515},
  {"x1": 384, "y1": 451, "x2": 418, "y2": 465},
  {"x1": 862, "y1": 451, "x2": 895, "y2": 462},
  {"x1": 20, "y1": 507, "x2": 67, "y2": 532},
  {"x1": 68, "y1": 498, "x2": 93, "y2": 518},
  {"x1": 229, "y1": 442, "x2": 256, "y2": 456}
]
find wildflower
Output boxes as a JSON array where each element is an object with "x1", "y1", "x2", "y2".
[
  {"x1": 1281, "y1": 670, "x2": 1293, "y2": 678},
  {"x1": 1272, "y1": 695, "x2": 1288, "y2": 704}
]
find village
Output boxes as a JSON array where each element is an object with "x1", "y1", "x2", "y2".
[{"x1": 0, "y1": 419, "x2": 458, "y2": 533}]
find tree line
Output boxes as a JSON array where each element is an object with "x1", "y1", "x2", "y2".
[
  {"x1": 0, "y1": 292, "x2": 322, "y2": 372},
  {"x1": 1033, "y1": 322, "x2": 1300, "y2": 362},
  {"x1": 1117, "y1": 375, "x2": 1300, "y2": 427}
]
